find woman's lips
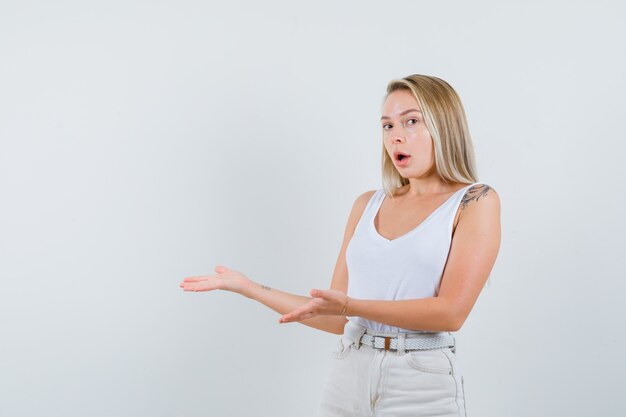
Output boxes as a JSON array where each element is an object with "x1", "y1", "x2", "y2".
[{"x1": 395, "y1": 155, "x2": 411, "y2": 167}]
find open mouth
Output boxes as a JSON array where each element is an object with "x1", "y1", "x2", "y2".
[{"x1": 394, "y1": 152, "x2": 411, "y2": 162}]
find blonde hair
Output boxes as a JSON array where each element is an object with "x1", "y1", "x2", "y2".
[{"x1": 381, "y1": 74, "x2": 479, "y2": 197}]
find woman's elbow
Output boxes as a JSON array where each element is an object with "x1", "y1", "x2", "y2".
[{"x1": 448, "y1": 311, "x2": 468, "y2": 332}]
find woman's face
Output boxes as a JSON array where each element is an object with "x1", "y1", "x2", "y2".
[{"x1": 381, "y1": 89, "x2": 435, "y2": 178}]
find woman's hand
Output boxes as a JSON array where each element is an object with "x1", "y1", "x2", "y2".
[
  {"x1": 179, "y1": 265, "x2": 251, "y2": 295},
  {"x1": 278, "y1": 289, "x2": 349, "y2": 323}
]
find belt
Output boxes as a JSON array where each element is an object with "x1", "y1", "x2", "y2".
[
  {"x1": 358, "y1": 332, "x2": 455, "y2": 351},
  {"x1": 343, "y1": 320, "x2": 456, "y2": 352}
]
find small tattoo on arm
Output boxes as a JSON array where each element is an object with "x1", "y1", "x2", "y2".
[
  {"x1": 260, "y1": 285, "x2": 271, "y2": 291},
  {"x1": 460, "y1": 184, "x2": 492, "y2": 210}
]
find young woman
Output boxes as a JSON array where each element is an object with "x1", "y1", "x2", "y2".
[{"x1": 180, "y1": 74, "x2": 501, "y2": 417}]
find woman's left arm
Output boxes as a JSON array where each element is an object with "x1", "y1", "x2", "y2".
[{"x1": 279, "y1": 187, "x2": 501, "y2": 332}]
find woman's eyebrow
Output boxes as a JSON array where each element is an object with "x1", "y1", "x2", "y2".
[{"x1": 380, "y1": 109, "x2": 422, "y2": 120}]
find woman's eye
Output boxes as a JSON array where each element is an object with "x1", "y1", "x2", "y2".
[
  {"x1": 407, "y1": 118, "x2": 418, "y2": 125},
  {"x1": 382, "y1": 124, "x2": 392, "y2": 130}
]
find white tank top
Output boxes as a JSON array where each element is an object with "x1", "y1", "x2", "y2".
[{"x1": 345, "y1": 182, "x2": 486, "y2": 333}]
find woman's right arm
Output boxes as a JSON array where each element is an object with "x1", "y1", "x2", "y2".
[{"x1": 180, "y1": 190, "x2": 375, "y2": 335}]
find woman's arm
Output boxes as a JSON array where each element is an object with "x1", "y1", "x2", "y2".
[
  {"x1": 180, "y1": 190, "x2": 376, "y2": 335},
  {"x1": 180, "y1": 265, "x2": 346, "y2": 334},
  {"x1": 241, "y1": 280, "x2": 348, "y2": 334},
  {"x1": 279, "y1": 186, "x2": 501, "y2": 332}
]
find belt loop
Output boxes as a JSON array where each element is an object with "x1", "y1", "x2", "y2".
[
  {"x1": 344, "y1": 321, "x2": 366, "y2": 350},
  {"x1": 353, "y1": 327, "x2": 366, "y2": 349},
  {"x1": 450, "y1": 332, "x2": 457, "y2": 354},
  {"x1": 396, "y1": 333, "x2": 406, "y2": 355}
]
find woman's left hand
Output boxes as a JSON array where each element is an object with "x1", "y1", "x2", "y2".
[{"x1": 278, "y1": 289, "x2": 350, "y2": 323}]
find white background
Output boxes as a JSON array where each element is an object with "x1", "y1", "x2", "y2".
[{"x1": 1, "y1": 1, "x2": 625, "y2": 416}]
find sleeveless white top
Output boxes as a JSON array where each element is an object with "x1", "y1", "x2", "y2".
[{"x1": 345, "y1": 182, "x2": 486, "y2": 333}]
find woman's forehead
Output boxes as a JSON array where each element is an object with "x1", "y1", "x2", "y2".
[{"x1": 382, "y1": 90, "x2": 422, "y2": 118}]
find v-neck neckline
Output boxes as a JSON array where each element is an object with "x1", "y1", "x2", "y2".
[{"x1": 371, "y1": 183, "x2": 478, "y2": 243}]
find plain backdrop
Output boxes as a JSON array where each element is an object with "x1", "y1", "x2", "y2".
[{"x1": 1, "y1": 1, "x2": 625, "y2": 416}]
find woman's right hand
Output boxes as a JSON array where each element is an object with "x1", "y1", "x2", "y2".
[{"x1": 179, "y1": 265, "x2": 252, "y2": 295}]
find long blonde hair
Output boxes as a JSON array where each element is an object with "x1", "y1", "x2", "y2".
[{"x1": 381, "y1": 74, "x2": 479, "y2": 197}]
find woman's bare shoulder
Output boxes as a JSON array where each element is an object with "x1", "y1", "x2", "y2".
[
  {"x1": 354, "y1": 189, "x2": 378, "y2": 206},
  {"x1": 345, "y1": 189, "x2": 378, "y2": 227},
  {"x1": 457, "y1": 183, "x2": 500, "y2": 226},
  {"x1": 452, "y1": 183, "x2": 500, "y2": 239},
  {"x1": 461, "y1": 183, "x2": 499, "y2": 210}
]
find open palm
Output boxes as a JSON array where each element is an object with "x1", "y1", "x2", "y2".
[
  {"x1": 179, "y1": 265, "x2": 250, "y2": 294},
  {"x1": 279, "y1": 288, "x2": 348, "y2": 323}
]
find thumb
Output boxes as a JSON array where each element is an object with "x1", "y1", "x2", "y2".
[
  {"x1": 215, "y1": 265, "x2": 228, "y2": 273},
  {"x1": 310, "y1": 288, "x2": 325, "y2": 298}
]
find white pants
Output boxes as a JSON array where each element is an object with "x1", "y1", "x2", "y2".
[{"x1": 317, "y1": 321, "x2": 467, "y2": 417}]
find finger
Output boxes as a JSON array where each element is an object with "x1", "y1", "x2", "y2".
[
  {"x1": 280, "y1": 310, "x2": 316, "y2": 323},
  {"x1": 182, "y1": 285, "x2": 207, "y2": 292},
  {"x1": 183, "y1": 276, "x2": 209, "y2": 282},
  {"x1": 310, "y1": 288, "x2": 324, "y2": 298},
  {"x1": 180, "y1": 283, "x2": 201, "y2": 291},
  {"x1": 279, "y1": 305, "x2": 314, "y2": 322},
  {"x1": 215, "y1": 265, "x2": 228, "y2": 273},
  {"x1": 279, "y1": 311, "x2": 301, "y2": 323},
  {"x1": 180, "y1": 282, "x2": 218, "y2": 292},
  {"x1": 311, "y1": 289, "x2": 336, "y2": 301},
  {"x1": 294, "y1": 311, "x2": 317, "y2": 321}
]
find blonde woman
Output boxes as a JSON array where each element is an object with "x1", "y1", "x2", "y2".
[{"x1": 180, "y1": 74, "x2": 501, "y2": 417}]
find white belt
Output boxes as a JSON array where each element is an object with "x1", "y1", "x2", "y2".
[
  {"x1": 343, "y1": 320, "x2": 456, "y2": 352},
  {"x1": 358, "y1": 332, "x2": 455, "y2": 351}
]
